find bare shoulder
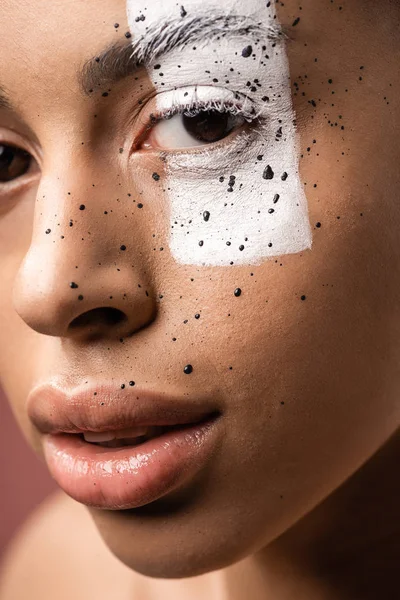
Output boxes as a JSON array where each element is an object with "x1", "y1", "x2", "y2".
[{"x1": 0, "y1": 491, "x2": 137, "y2": 600}]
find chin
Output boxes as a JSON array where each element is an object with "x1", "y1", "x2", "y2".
[{"x1": 86, "y1": 493, "x2": 258, "y2": 580}]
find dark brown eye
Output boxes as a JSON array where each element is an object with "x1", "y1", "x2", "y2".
[
  {"x1": 182, "y1": 110, "x2": 243, "y2": 144},
  {"x1": 0, "y1": 144, "x2": 32, "y2": 183}
]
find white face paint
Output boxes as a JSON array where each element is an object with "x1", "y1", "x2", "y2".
[{"x1": 127, "y1": 0, "x2": 313, "y2": 266}]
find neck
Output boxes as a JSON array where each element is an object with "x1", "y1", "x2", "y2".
[{"x1": 217, "y1": 431, "x2": 399, "y2": 600}]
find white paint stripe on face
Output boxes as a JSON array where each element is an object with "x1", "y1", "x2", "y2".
[{"x1": 127, "y1": 0, "x2": 313, "y2": 266}]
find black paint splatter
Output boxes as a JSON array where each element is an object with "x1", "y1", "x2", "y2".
[
  {"x1": 263, "y1": 165, "x2": 274, "y2": 180},
  {"x1": 242, "y1": 45, "x2": 253, "y2": 58}
]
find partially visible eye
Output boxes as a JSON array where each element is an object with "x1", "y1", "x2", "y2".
[
  {"x1": 141, "y1": 109, "x2": 246, "y2": 151},
  {"x1": 0, "y1": 144, "x2": 33, "y2": 183}
]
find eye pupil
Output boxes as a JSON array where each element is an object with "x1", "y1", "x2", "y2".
[
  {"x1": 0, "y1": 144, "x2": 32, "y2": 182},
  {"x1": 182, "y1": 110, "x2": 231, "y2": 143}
]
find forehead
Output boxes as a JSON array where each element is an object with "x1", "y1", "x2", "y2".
[{"x1": 0, "y1": 0, "x2": 126, "y2": 78}]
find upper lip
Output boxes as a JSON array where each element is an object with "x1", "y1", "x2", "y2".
[{"x1": 27, "y1": 383, "x2": 219, "y2": 435}]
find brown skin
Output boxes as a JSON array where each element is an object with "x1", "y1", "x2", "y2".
[{"x1": 0, "y1": 0, "x2": 399, "y2": 598}]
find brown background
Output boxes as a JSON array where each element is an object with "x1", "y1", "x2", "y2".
[{"x1": 0, "y1": 388, "x2": 56, "y2": 558}]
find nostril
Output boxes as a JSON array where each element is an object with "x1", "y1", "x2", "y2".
[{"x1": 69, "y1": 307, "x2": 127, "y2": 331}]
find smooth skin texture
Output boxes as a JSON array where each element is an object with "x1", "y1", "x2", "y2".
[{"x1": 0, "y1": 0, "x2": 399, "y2": 599}]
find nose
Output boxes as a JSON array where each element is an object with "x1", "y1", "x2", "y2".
[{"x1": 13, "y1": 178, "x2": 157, "y2": 341}]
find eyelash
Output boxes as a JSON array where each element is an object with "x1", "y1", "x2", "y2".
[{"x1": 154, "y1": 97, "x2": 259, "y2": 124}]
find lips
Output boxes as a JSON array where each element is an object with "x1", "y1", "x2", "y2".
[
  {"x1": 27, "y1": 382, "x2": 222, "y2": 509},
  {"x1": 27, "y1": 382, "x2": 219, "y2": 435}
]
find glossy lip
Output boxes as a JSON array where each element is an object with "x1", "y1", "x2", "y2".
[
  {"x1": 27, "y1": 382, "x2": 220, "y2": 435},
  {"x1": 28, "y1": 382, "x2": 222, "y2": 509},
  {"x1": 42, "y1": 414, "x2": 222, "y2": 510}
]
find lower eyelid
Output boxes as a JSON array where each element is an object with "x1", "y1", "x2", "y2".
[
  {"x1": 0, "y1": 165, "x2": 40, "y2": 195},
  {"x1": 151, "y1": 122, "x2": 262, "y2": 175}
]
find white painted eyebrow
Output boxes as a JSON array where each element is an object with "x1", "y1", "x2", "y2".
[
  {"x1": 130, "y1": 13, "x2": 284, "y2": 66},
  {"x1": 80, "y1": 14, "x2": 284, "y2": 95}
]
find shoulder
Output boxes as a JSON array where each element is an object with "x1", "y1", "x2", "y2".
[{"x1": 0, "y1": 491, "x2": 136, "y2": 600}]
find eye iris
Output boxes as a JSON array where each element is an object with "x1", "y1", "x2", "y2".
[
  {"x1": 0, "y1": 145, "x2": 31, "y2": 182},
  {"x1": 182, "y1": 110, "x2": 234, "y2": 143}
]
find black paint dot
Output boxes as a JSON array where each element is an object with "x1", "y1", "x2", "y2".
[
  {"x1": 184, "y1": 364, "x2": 193, "y2": 375},
  {"x1": 195, "y1": 314, "x2": 200, "y2": 319},
  {"x1": 45, "y1": 228, "x2": 51, "y2": 234},
  {"x1": 203, "y1": 211, "x2": 210, "y2": 222},
  {"x1": 79, "y1": 205, "x2": 86, "y2": 211},
  {"x1": 281, "y1": 172, "x2": 288, "y2": 181},
  {"x1": 69, "y1": 282, "x2": 78, "y2": 289},
  {"x1": 263, "y1": 165, "x2": 274, "y2": 180},
  {"x1": 234, "y1": 288, "x2": 242, "y2": 297},
  {"x1": 137, "y1": 203, "x2": 143, "y2": 209},
  {"x1": 199, "y1": 240, "x2": 204, "y2": 247},
  {"x1": 78, "y1": 295, "x2": 84, "y2": 301},
  {"x1": 152, "y1": 172, "x2": 160, "y2": 181},
  {"x1": 273, "y1": 194, "x2": 280, "y2": 204},
  {"x1": 292, "y1": 17, "x2": 300, "y2": 26},
  {"x1": 129, "y1": 381, "x2": 135, "y2": 386},
  {"x1": 125, "y1": 32, "x2": 132, "y2": 39},
  {"x1": 301, "y1": 295, "x2": 307, "y2": 301},
  {"x1": 316, "y1": 222, "x2": 321, "y2": 228},
  {"x1": 120, "y1": 245, "x2": 127, "y2": 251},
  {"x1": 239, "y1": 245, "x2": 245, "y2": 251},
  {"x1": 242, "y1": 45, "x2": 253, "y2": 58},
  {"x1": 121, "y1": 384, "x2": 125, "y2": 389}
]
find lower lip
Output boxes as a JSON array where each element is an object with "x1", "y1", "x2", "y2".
[{"x1": 42, "y1": 415, "x2": 221, "y2": 510}]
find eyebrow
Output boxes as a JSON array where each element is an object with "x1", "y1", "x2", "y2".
[
  {"x1": 79, "y1": 13, "x2": 284, "y2": 95},
  {"x1": 0, "y1": 86, "x2": 12, "y2": 110}
]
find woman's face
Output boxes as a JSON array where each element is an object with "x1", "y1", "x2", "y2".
[{"x1": 0, "y1": 0, "x2": 399, "y2": 579}]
